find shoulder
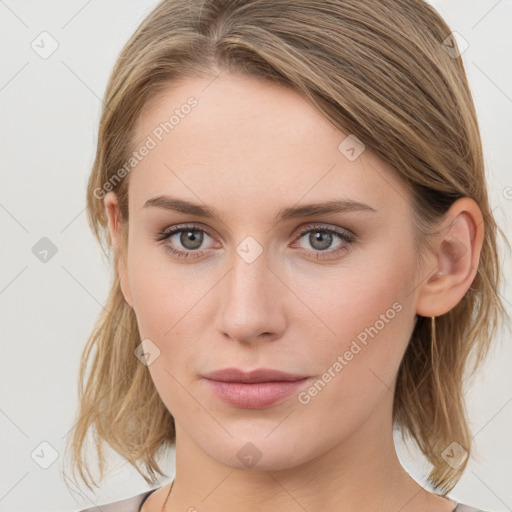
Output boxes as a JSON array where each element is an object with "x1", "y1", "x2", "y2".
[
  {"x1": 76, "y1": 487, "x2": 160, "y2": 512},
  {"x1": 454, "y1": 503, "x2": 492, "y2": 512}
]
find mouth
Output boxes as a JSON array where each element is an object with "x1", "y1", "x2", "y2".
[
  {"x1": 202, "y1": 368, "x2": 311, "y2": 409},
  {"x1": 202, "y1": 367, "x2": 309, "y2": 383}
]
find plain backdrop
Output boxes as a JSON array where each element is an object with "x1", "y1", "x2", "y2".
[{"x1": 1, "y1": 1, "x2": 511, "y2": 511}]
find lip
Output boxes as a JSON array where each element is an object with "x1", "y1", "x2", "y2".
[
  {"x1": 202, "y1": 368, "x2": 309, "y2": 383},
  {"x1": 202, "y1": 368, "x2": 311, "y2": 409}
]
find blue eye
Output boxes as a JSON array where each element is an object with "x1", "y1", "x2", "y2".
[{"x1": 155, "y1": 223, "x2": 355, "y2": 260}]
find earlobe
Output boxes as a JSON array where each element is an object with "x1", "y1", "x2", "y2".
[
  {"x1": 416, "y1": 197, "x2": 484, "y2": 317},
  {"x1": 103, "y1": 192, "x2": 134, "y2": 309}
]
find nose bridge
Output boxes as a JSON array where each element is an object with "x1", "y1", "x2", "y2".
[
  {"x1": 228, "y1": 244, "x2": 273, "y2": 313},
  {"x1": 216, "y1": 241, "x2": 285, "y2": 342}
]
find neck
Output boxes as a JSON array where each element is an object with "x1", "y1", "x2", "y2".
[{"x1": 163, "y1": 398, "x2": 448, "y2": 512}]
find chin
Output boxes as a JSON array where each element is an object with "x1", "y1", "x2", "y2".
[{"x1": 198, "y1": 433, "x2": 314, "y2": 472}]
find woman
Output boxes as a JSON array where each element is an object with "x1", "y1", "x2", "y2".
[{"x1": 67, "y1": 0, "x2": 507, "y2": 511}]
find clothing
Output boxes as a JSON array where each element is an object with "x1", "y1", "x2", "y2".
[
  {"x1": 76, "y1": 487, "x2": 490, "y2": 512},
  {"x1": 77, "y1": 488, "x2": 156, "y2": 511}
]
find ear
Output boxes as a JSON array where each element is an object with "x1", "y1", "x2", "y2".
[
  {"x1": 415, "y1": 197, "x2": 484, "y2": 317},
  {"x1": 104, "y1": 191, "x2": 134, "y2": 309}
]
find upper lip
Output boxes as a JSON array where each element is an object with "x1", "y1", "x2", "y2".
[{"x1": 202, "y1": 368, "x2": 309, "y2": 383}]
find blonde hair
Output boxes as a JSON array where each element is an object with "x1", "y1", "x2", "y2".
[{"x1": 66, "y1": 0, "x2": 508, "y2": 495}]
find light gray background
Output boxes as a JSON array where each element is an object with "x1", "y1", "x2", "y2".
[{"x1": 1, "y1": 1, "x2": 511, "y2": 511}]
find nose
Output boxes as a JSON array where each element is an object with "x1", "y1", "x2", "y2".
[{"x1": 214, "y1": 248, "x2": 287, "y2": 344}]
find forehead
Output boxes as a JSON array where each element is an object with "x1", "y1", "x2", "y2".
[{"x1": 129, "y1": 74, "x2": 411, "y2": 220}]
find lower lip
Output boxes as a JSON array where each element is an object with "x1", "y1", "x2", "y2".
[{"x1": 204, "y1": 378, "x2": 310, "y2": 409}]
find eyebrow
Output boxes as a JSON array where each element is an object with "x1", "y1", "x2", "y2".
[{"x1": 143, "y1": 195, "x2": 377, "y2": 222}]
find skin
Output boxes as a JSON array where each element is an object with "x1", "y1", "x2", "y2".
[{"x1": 104, "y1": 73, "x2": 484, "y2": 512}]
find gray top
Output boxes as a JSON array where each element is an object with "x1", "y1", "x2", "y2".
[
  {"x1": 76, "y1": 487, "x2": 490, "y2": 512},
  {"x1": 77, "y1": 488, "x2": 156, "y2": 511}
]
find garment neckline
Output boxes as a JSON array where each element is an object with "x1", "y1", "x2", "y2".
[{"x1": 139, "y1": 486, "x2": 461, "y2": 512}]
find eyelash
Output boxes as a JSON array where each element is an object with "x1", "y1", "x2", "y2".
[{"x1": 155, "y1": 223, "x2": 356, "y2": 260}]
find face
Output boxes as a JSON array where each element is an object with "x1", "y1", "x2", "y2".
[{"x1": 112, "y1": 73, "x2": 423, "y2": 471}]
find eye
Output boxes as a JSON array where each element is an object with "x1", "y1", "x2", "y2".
[
  {"x1": 292, "y1": 224, "x2": 355, "y2": 259},
  {"x1": 155, "y1": 224, "x2": 216, "y2": 259},
  {"x1": 155, "y1": 223, "x2": 356, "y2": 261}
]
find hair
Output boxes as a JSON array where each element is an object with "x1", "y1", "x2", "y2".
[{"x1": 66, "y1": 0, "x2": 509, "y2": 496}]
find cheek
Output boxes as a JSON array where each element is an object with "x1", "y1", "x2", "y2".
[
  {"x1": 302, "y1": 247, "x2": 416, "y2": 395},
  {"x1": 300, "y1": 247, "x2": 413, "y2": 343},
  {"x1": 126, "y1": 241, "x2": 191, "y2": 335},
  {"x1": 126, "y1": 250, "x2": 204, "y2": 416},
  {"x1": 295, "y1": 281, "x2": 414, "y2": 436},
  {"x1": 126, "y1": 244, "x2": 211, "y2": 376}
]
